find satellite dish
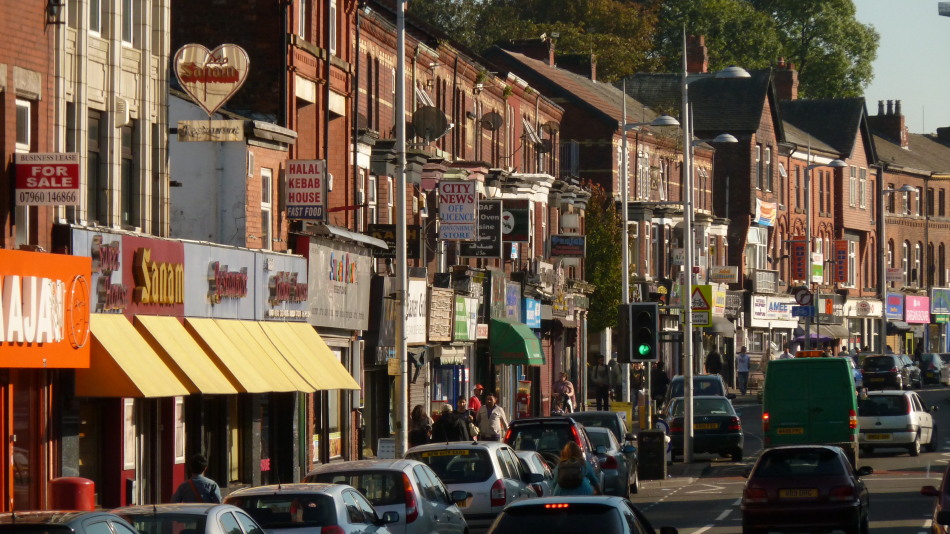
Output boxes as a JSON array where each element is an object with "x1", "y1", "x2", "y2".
[
  {"x1": 537, "y1": 139, "x2": 553, "y2": 153},
  {"x1": 412, "y1": 106, "x2": 451, "y2": 143},
  {"x1": 541, "y1": 120, "x2": 560, "y2": 135},
  {"x1": 479, "y1": 111, "x2": 504, "y2": 131}
]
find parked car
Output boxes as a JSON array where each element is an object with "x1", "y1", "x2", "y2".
[
  {"x1": 0, "y1": 511, "x2": 139, "y2": 534},
  {"x1": 921, "y1": 462, "x2": 950, "y2": 534},
  {"x1": 858, "y1": 389, "x2": 938, "y2": 456},
  {"x1": 485, "y1": 496, "x2": 678, "y2": 534},
  {"x1": 584, "y1": 426, "x2": 639, "y2": 497},
  {"x1": 115, "y1": 503, "x2": 265, "y2": 534},
  {"x1": 661, "y1": 395, "x2": 743, "y2": 461},
  {"x1": 741, "y1": 445, "x2": 873, "y2": 534},
  {"x1": 405, "y1": 441, "x2": 541, "y2": 533},
  {"x1": 224, "y1": 483, "x2": 399, "y2": 534},
  {"x1": 662, "y1": 374, "x2": 735, "y2": 412},
  {"x1": 515, "y1": 450, "x2": 555, "y2": 497},
  {"x1": 303, "y1": 458, "x2": 469, "y2": 534},
  {"x1": 861, "y1": 353, "x2": 921, "y2": 390},
  {"x1": 921, "y1": 353, "x2": 950, "y2": 386},
  {"x1": 567, "y1": 411, "x2": 635, "y2": 444},
  {"x1": 843, "y1": 355, "x2": 864, "y2": 389},
  {"x1": 503, "y1": 416, "x2": 602, "y2": 481}
]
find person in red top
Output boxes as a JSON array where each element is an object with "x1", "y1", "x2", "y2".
[{"x1": 469, "y1": 384, "x2": 484, "y2": 415}]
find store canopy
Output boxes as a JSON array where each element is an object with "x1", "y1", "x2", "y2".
[
  {"x1": 704, "y1": 316, "x2": 735, "y2": 337},
  {"x1": 185, "y1": 318, "x2": 284, "y2": 393},
  {"x1": 793, "y1": 323, "x2": 850, "y2": 342},
  {"x1": 274, "y1": 322, "x2": 361, "y2": 390},
  {"x1": 214, "y1": 320, "x2": 314, "y2": 392},
  {"x1": 76, "y1": 314, "x2": 190, "y2": 398},
  {"x1": 490, "y1": 318, "x2": 544, "y2": 366},
  {"x1": 888, "y1": 320, "x2": 911, "y2": 333},
  {"x1": 134, "y1": 315, "x2": 238, "y2": 395}
]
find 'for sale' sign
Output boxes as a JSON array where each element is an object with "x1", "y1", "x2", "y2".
[{"x1": 15, "y1": 153, "x2": 80, "y2": 206}]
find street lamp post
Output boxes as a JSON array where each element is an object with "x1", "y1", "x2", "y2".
[
  {"x1": 879, "y1": 184, "x2": 919, "y2": 354},
  {"x1": 803, "y1": 159, "x2": 846, "y2": 350}
]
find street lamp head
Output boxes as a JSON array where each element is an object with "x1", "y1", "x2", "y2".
[
  {"x1": 806, "y1": 159, "x2": 847, "y2": 171},
  {"x1": 710, "y1": 133, "x2": 738, "y2": 144},
  {"x1": 622, "y1": 114, "x2": 681, "y2": 131},
  {"x1": 896, "y1": 184, "x2": 919, "y2": 193},
  {"x1": 715, "y1": 65, "x2": 751, "y2": 79}
]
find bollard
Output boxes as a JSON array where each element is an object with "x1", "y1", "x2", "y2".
[{"x1": 50, "y1": 477, "x2": 95, "y2": 511}]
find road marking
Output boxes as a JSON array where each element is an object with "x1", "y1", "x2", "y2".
[
  {"x1": 715, "y1": 509, "x2": 730, "y2": 521},
  {"x1": 686, "y1": 483, "x2": 726, "y2": 494},
  {"x1": 691, "y1": 526, "x2": 713, "y2": 534}
]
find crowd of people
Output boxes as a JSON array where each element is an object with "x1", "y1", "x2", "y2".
[{"x1": 407, "y1": 384, "x2": 511, "y2": 448}]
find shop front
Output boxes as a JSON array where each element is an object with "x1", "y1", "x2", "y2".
[
  {"x1": 747, "y1": 294, "x2": 798, "y2": 374},
  {"x1": 842, "y1": 299, "x2": 882, "y2": 352},
  {"x1": 0, "y1": 248, "x2": 91, "y2": 511}
]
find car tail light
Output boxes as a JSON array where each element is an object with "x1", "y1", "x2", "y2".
[
  {"x1": 727, "y1": 417, "x2": 742, "y2": 431},
  {"x1": 670, "y1": 421, "x2": 684, "y2": 433},
  {"x1": 889, "y1": 367, "x2": 899, "y2": 374},
  {"x1": 490, "y1": 478, "x2": 507, "y2": 507},
  {"x1": 830, "y1": 485, "x2": 856, "y2": 501},
  {"x1": 743, "y1": 487, "x2": 768, "y2": 504},
  {"x1": 600, "y1": 455, "x2": 619, "y2": 469},
  {"x1": 321, "y1": 527, "x2": 345, "y2": 534},
  {"x1": 762, "y1": 412, "x2": 770, "y2": 432},
  {"x1": 544, "y1": 503, "x2": 570, "y2": 509},
  {"x1": 905, "y1": 398, "x2": 913, "y2": 415},
  {"x1": 504, "y1": 428, "x2": 512, "y2": 443},
  {"x1": 570, "y1": 425, "x2": 583, "y2": 448},
  {"x1": 849, "y1": 409, "x2": 857, "y2": 430},
  {"x1": 402, "y1": 473, "x2": 418, "y2": 523},
  {"x1": 930, "y1": 363, "x2": 938, "y2": 371}
]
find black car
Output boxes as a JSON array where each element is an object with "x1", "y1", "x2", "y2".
[
  {"x1": 661, "y1": 395, "x2": 743, "y2": 461},
  {"x1": 568, "y1": 411, "x2": 635, "y2": 444},
  {"x1": 0, "y1": 511, "x2": 139, "y2": 534},
  {"x1": 862, "y1": 354, "x2": 921, "y2": 390},
  {"x1": 662, "y1": 374, "x2": 736, "y2": 413},
  {"x1": 503, "y1": 416, "x2": 602, "y2": 481}
]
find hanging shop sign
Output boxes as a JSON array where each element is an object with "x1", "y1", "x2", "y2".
[
  {"x1": 438, "y1": 180, "x2": 478, "y2": 241},
  {"x1": 506, "y1": 282, "x2": 522, "y2": 322},
  {"x1": 550, "y1": 235, "x2": 585, "y2": 257},
  {"x1": 523, "y1": 298, "x2": 541, "y2": 328},
  {"x1": 487, "y1": 269, "x2": 507, "y2": 320},
  {"x1": 285, "y1": 159, "x2": 327, "y2": 221},
  {"x1": 406, "y1": 278, "x2": 428, "y2": 345},
  {"x1": 15, "y1": 153, "x2": 80, "y2": 206},
  {"x1": 176, "y1": 120, "x2": 245, "y2": 142},
  {"x1": 931, "y1": 288, "x2": 950, "y2": 315},
  {"x1": 834, "y1": 240, "x2": 849, "y2": 283},
  {"x1": 886, "y1": 267, "x2": 904, "y2": 283},
  {"x1": 708, "y1": 266, "x2": 738, "y2": 284},
  {"x1": 368, "y1": 224, "x2": 421, "y2": 260},
  {"x1": 307, "y1": 239, "x2": 372, "y2": 330},
  {"x1": 501, "y1": 199, "x2": 531, "y2": 243},
  {"x1": 173, "y1": 43, "x2": 250, "y2": 116},
  {"x1": 428, "y1": 287, "x2": 455, "y2": 342},
  {"x1": 753, "y1": 199, "x2": 776, "y2": 227},
  {"x1": 885, "y1": 292, "x2": 904, "y2": 320},
  {"x1": 790, "y1": 238, "x2": 807, "y2": 281},
  {"x1": 905, "y1": 295, "x2": 931, "y2": 324},
  {"x1": 459, "y1": 200, "x2": 502, "y2": 257},
  {"x1": 453, "y1": 296, "x2": 479, "y2": 342}
]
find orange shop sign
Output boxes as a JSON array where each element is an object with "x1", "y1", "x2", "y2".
[{"x1": 0, "y1": 248, "x2": 91, "y2": 368}]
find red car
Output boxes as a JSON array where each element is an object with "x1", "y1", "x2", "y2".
[
  {"x1": 921, "y1": 463, "x2": 950, "y2": 533},
  {"x1": 741, "y1": 445, "x2": 873, "y2": 534}
]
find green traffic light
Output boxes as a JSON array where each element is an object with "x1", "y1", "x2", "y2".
[{"x1": 638, "y1": 344, "x2": 651, "y2": 356}]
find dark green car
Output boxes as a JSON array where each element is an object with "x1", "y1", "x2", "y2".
[{"x1": 663, "y1": 395, "x2": 743, "y2": 461}]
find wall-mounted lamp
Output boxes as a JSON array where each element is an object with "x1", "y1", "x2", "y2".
[{"x1": 46, "y1": 0, "x2": 65, "y2": 24}]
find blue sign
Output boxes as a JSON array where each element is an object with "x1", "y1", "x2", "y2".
[
  {"x1": 932, "y1": 288, "x2": 950, "y2": 315},
  {"x1": 791, "y1": 305, "x2": 815, "y2": 317},
  {"x1": 885, "y1": 292, "x2": 904, "y2": 320},
  {"x1": 505, "y1": 282, "x2": 522, "y2": 322},
  {"x1": 523, "y1": 298, "x2": 541, "y2": 328}
]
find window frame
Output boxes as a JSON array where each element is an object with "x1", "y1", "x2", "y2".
[
  {"x1": 329, "y1": 0, "x2": 338, "y2": 55},
  {"x1": 261, "y1": 167, "x2": 273, "y2": 250},
  {"x1": 859, "y1": 168, "x2": 867, "y2": 209},
  {"x1": 15, "y1": 99, "x2": 31, "y2": 153}
]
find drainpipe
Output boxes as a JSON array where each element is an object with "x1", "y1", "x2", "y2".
[
  {"x1": 353, "y1": 5, "x2": 363, "y2": 231},
  {"x1": 281, "y1": 1, "x2": 289, "y2": 128}
]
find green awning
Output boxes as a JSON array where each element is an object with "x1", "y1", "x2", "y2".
[{"x1": 490, "y1": 318, "x2": 544, "y2": 365}]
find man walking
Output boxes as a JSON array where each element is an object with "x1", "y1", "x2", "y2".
[
  {"x1": 475, "y1": 394, "x2": 508, "y2": 441},
  {"x1": 590, "y1": 354, "x2": 611, "y2": 411},
  {"x1": 171, "y1": 454, "x2": 222, "y2": 503},
  {"x1": 705, "y1": 346, "x2": 723, "y2": 376},
  {"x1": 779, "y1": 344, "x2": 794, "y2": 359},
  {"x1": 736, "y1": 346, "x2": 751, "y2": 396}
]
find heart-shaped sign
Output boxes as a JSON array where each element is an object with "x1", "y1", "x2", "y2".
[{"x1": 174, "y1": 44, "x2": 250, "y2": 117}]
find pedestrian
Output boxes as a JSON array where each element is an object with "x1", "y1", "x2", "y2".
[
  {"x1": 456, "y1": 398, "x2": 479, "y2": 440},
  {"x1": 705, "y1": 346, "x2": 723, "y2": 376},
  {"x1": 171, "y1": 453, "x2": 222, "y2": 503},
  {"x1": 631, "y1": 364, "x2": 643, "y2": 409},
  {"x1": 590, "y1": 354, "x2": 611, "y2": 411},
  {"x1": 431, "y1": 403, "x2": 470, "y2": 442},
  {"x1": 885, "y1": 344, "x2": 894, "y2": 354},
  {"x1": 468, "y1": 384, "x2": 484, "y2": 415},
  {"x1": 608, "y1": 358, "x2": 623, "y2": 401},
  {"x1": 651, "y1": 360, "x2": 670, "y2": 405},
  {"x1": 821, "y1": 343, "x2": 833, "y2": 358},
  {"x1": 551, "y1": 442, "x2": 601, "y2": 496},
  {"x1": 552, "y1": 372, "x2": 576, "y2": 414},
  {"x1": 475, "y1": 394, "x2": 508, "y2": 441},
  {"x1": 408, "y1": 404, "x2": 433, "y2": 448},
  {"x1": 841, "y1": 344, "x2": 848, "y2": 356},
  {"x1": 736, "y1": 346, "x2": 751, "y2": 396},
  {"x1": 779, "y1": 344, "x2": 793, "y2": 359}
]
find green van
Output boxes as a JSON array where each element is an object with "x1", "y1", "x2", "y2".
[{"x1": 762, "y1": 357, "x2": 860, "y2": 465}]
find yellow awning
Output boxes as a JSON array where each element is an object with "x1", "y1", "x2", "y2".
[
  {"x1": 76, "y1": 314, "x2": 190, "y2": 398},
  {"x1": 214, "y1": 319, "x2": 313, "y2": 392},
  {"x1": 259, "y1": 322, "x2": 339, "y2": 390},
  {"x1": 134, "y1": 316, "x2": 238, "y2": 395},
  {"x1": 184, "y1": 318, "x2": 277, "y2": 393},
  {"x1": 264, "y1": 322, "x2": 360, "y2": 390}
]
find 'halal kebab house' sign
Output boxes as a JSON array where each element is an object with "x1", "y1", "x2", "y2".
[{"x1": 174, "y1": 43, "x2": 249, "y2": 141}]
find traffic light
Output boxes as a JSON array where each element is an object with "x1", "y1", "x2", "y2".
[{"x1": 618, "y1": 302, "x2": 659, "y2": 363}]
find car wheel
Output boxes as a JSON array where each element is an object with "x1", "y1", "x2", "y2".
[
  {"x1": 910, "y1": 433, "x2": 922, "y2": 456},
  {"x1": 847, "y1": 512, "x2": 869, "y2": 534},
  {"x1": 731, "y1": 448, "x2": 743, "y2": 462},
  {"x1": 630, "y1": 467, "x2": 639, "y2": 494},
  {"x1": 926, "y1": 426, "x2": 939, "y2": 453}
]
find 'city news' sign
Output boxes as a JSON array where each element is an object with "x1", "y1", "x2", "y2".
[
  {"x1": 15, "y1": 153, "x2": 80, "y2": 206},
  {"x1": 285, "y1": 159, "x2": 327, "y2": 221},
  {"x1": 438, "y1": 180, "x2": 477, "y2": 241}
]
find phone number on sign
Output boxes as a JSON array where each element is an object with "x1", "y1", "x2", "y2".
[{"x1": 17, "y1": 190, "x2": 79, "y2": 205}]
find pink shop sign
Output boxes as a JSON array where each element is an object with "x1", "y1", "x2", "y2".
[{"x1": 905, "y1": 295, "x2": 931, "y2": 324}]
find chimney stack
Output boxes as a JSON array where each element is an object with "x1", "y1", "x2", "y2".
[
  {"x1": 878, "y1": 100, "x2": 885, "y2": 115},
  {"x1": 502, "y1": 38, "x2": 555, "y2": 67},
  {"x1": 556, "y1": 53, "x2": 597, "y2": 82},
  {"x1": 774, "y1": 58, "x2": 798, "y2": 101},
  {"x1": 886, "y1": 100, "x2": 894, "y2": 115},
  {"x1": 868, "y1": 98, "x2": 909, "y2": 148},
  {"x1": 686, "y1": 35, "x2": 708, "y2": 74}
]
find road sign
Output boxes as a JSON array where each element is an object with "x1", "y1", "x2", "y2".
[
  {"x1": 692, "y1": 286, "x2": 712, "y2": 310},
  {"x1": 691, "y1": 311, "x2": 711, "y2": 326},
  {"x1": 791, "y1": 305, "x2": 815, "y2": 317},
  {"x1": 793, "y1": 286, "x2": 813, "y2": 306}
]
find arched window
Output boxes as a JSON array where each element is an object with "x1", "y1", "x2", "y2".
[
  {"x1": 915, "y1": 242, "x2": 923, "y2": 286},
  {"x1": 941, "y1": 243, "x2": 947, "y2": 286},
  {"x1": 903, "y1": 241, "x2": 910, "y2": 286},
  {"x1": 929, "y1": 242, "x2": 936, "y2": 287}
]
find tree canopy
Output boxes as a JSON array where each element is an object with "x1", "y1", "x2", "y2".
[{"x1": 583, "y1": 183, "x2": 622, "y2": 333}]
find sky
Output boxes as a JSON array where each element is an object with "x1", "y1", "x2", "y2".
[{"x1": 855, "y1": 0, "x2": 950, "y2": 134}]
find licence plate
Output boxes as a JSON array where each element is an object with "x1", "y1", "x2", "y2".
[
  {"x1": 870, "y1": 377, "x2": 884, "y2": 382},
  {"x1": 777, "y1": 427, "x2": 804, "y2": 435},
  {"x1": 867, "y1": 433, "x2": 891, "y2": 440},
  {"x1": 779, "y1": 488, "x2": 818, "y2": 498},
  {"x1": 694, "y1": 423, "x2": 718, "y2": 430}
]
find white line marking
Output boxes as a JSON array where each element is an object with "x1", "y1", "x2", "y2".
[
  {"x1": 715, "y1": 509, "x2": 730, "y2": 521},
  {"x1": 691, "y1": 526, "x2": 713, "y2": 534}
]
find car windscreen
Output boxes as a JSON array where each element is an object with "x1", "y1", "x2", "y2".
[
  {"x1": 670, "y1": 398, "x2": 732, "y2": 417},
  {"x1": 489, "y1": 504, "x2": 624, "y2": 532},
  {"x1": 670, "y1": 378, "x2": 724, "y2": 398},
  {"x1": 570, "y1": 415, "x2": 623, "y2": 441},
  {"x1": 226, "y1": 494, "x2": 337, "y2": 528},
  {"x1": 753, "y1": 448, "x2": 845, "y2": 477},
  {"x1": 863, "y1": 356, "x2": 897, "y2": 371},
  {"x1": 118, "y1": 513, "x2": 208, "y2": 534},
  {"x1": 507, "y1": 424, "x2": 575, "y2": 454},
  {"x1": 921, "y1": 354, "x2": 940, "y2": 366},
  {"x1": 305, "y1": 470, "x2": 405, "y2": 506},
  {"x1": 858, "y1": 395, "x2": 909, "y2": 416},
  {"x1": 586, "y1": 430, "x2": 612, "y2": 449},
  {"x1": 407, "y1": 448, "x2": 493, "y2": 484}
]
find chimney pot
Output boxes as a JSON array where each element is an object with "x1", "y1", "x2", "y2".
[
  {"x1": 878, "y1": 100, "x2": 885, "y2": 115},
  {"x1": 895, "y1": 100, "x2": 902, "y2": 116},
  {"x1": 777, "y1": 57, "x2": 786, "y2": 68},
  {"x1": 887, "y1": 100, "x2": 894, "y2": 115}
]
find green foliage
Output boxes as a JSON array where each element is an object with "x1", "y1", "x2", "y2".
[{"x1": 584, "y1": 183, "x2": 622, "y2": 333}]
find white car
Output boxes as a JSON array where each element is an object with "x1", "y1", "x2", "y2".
[
  {"x1": 406, "y1": 441, "x2": 542, "y2": 533},
  {"x1": 514, "y1": 450, "x2": 555, "y2": 497},
  {"x1": 304, "y1": 458, "x2": 469, "y2": 534},
  {"x1": 858, "y1": 390, "x2": 938, "y2": 456}
]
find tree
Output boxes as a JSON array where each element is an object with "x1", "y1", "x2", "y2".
[{"x1": 584, "y1": 183, "x2": 623, "y2": 333}]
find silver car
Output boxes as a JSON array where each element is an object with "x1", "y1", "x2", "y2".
[
  {"x1": 406, "y1": 441, "x2": 542, "y2": 533},
  {"x1": 858, "y1": 389, "x2": 938, "y2": 456},
  {"x1": 114, "y1": 503, "x2": 264, "y2": 534},
  {"x1": 224, "y1": 483, "x2": 398, "y2": 534},
  {"x1": 514, "y1": 450, "x2": 555, "y2": 497},
  {"x1": 585, "y1": 426, "x2": 639, "y2": 498},
  {"x1": 304, "y1": 458, "x2": 469, "y2": 534}
]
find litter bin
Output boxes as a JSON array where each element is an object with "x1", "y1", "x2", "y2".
[
  {"x1": 637, "y1": 430, "x2": 667, "y2": 480},
  {"x1": 50, "y1": 477, "x2": 95, "y2": 510}
]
